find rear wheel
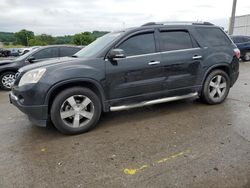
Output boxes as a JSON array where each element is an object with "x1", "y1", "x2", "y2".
[
  {"x1": 200, "y1": 70, "x2": 230, "y2": 104},
  {"x1": 242, "y1": 52, "x2": 250, "y2": 62},
  {"x1": 0, "y1": 72, "x2": 16, "y2": 90},
  {"x1": 51, "y1": 87, "x2": 102, "y2": 135}
]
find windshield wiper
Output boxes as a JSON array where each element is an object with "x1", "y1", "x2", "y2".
[{"x1": 71, "y1": 55, "x2": 78, "y2": 58}]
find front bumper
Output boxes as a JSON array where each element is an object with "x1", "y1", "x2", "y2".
[{"x1": 9, "y1": 91, "x2": 48, "y2": 127}]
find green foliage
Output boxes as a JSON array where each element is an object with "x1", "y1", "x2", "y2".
[
  {"x1": 73, "y1": 32, "x2": 96, "y2": 45},
  {"x1": 29, "y1": 34, "x2": 55, "y2": 46},
  {"x1": 0, "y1": 30, "x2": 109, "y2": 47},
  {"x1": 14, "y1": 29, "x2": 34, "y2": 46},
  {"x1": 0, "y1": 32, "x2": 16, "y2": 43},
  {"x1": 54, "y1": 35, "x2": 74, "y2": 44},
  {"x1": 92, "y1": 31, "x2": 109, "y2": 38}
]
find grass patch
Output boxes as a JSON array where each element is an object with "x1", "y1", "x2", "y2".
[{"x1": 3, "y1": 44, "x2": 25, "y2": 49}]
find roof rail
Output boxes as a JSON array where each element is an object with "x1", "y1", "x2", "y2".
[{"x1": 141, "y1": 21, "x2": 214, "y2": 27}]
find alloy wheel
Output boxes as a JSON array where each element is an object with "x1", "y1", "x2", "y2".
[
  {"x1": 2, "y1": 73, "x2": 15, "y2": 89},
  {"x1": 208, "y1": 75, "x2": 227, "y2": 100},
  {"x1": 60, "y1": 95, "x2": 94, "y2": 128}
]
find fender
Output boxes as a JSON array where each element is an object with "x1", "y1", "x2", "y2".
[
  {"x1": 201, "y1": 63, "x2": 231, "y2": 86},
  {"x1": 44, "y1": 78, "x2": 109, "y2": 112}
]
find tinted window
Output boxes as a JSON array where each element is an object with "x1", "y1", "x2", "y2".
[
  {"x1": 231, "y1": 37, "x2": 244, "y2": 43},
  {"x1": 196, "y1": 27, "x2": 231, "y2": 46},
  {"x1": 118, "y1": 33, "x2": 155, "y2": 56},
  {"x1": 60, "y1": 47, "x2": 80, "y2": 57},
  {"x1": 242, "y1": 37, "x2": 250, "y2": 42},
  {"x1": 159, "y1": 31, "x2": 193, "y2": 52},
  {"x1": 33, "y1": 48, "x2": 59, "y2": 59}
]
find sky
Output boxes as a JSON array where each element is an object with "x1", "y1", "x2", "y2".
[{"x1": 0, "y1": 0, "x2": 250, "y2": 36}]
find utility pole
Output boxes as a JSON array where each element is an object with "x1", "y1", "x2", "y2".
[
  {"x1": 229, "y1": 0, "x2": 237, "y2": 35},
  {"x1": 26, "y1": 36, "x2": 29, "y2": 47}
]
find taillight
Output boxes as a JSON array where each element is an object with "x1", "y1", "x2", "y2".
[{"x1": 234, "y1": 48, "x2": 241, "y2": 59}]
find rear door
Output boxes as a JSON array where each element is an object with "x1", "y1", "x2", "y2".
[
  {"x1": 157, "y1": 29, "x2": 202, "y2": 93},
  {"x1": 105, "y1": 30, "x2": 164, "y2": 102}
]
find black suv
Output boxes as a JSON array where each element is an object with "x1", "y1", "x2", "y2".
[
  {"x1": 231, "y1": 35, "x2": 250, "y2": 61},
  {"x1": 10, "y1": 22, "x2": 240, "y2": 135},
  {"x1": 0, "y1": 45, "x2": 81, "y2": 90}
]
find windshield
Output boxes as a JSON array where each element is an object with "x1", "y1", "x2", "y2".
[
  {"x1": 15, "y1": 48, "x2": 40, "y2": 61},
  {"x1": 74, "y1": 32, "x2": 123, "y2": 58}
]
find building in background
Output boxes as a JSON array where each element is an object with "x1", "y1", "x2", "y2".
[{"x1": 233, "y1": 14, "x2": 250, "y2": 36}]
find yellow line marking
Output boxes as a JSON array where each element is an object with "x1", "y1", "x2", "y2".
[
  {"x1": 124, "y1": 165, "x2": 149, "y2": 175},
  {"x1": 123, "y1": 149, "x2": 190, "y2": 175},
  {"x1": 41, "y1": 148, "x2": 47, "y2": 152}
]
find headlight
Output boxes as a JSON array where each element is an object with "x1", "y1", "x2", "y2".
[{"x1": 18, "y1": 68, "x2": 46, "y2": 87}]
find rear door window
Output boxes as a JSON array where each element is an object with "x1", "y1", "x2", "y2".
[
  {"x1": 158, "y1": 31, "x2": 194, "y2": 52},
  {"x1": 118, "y1": 33, "x2": 156, "y2": 56},
  {"x1": 196, "y1": 27, "x2": 231, "y2": 46},
  {"x1": 60, "y1": 47, "x2": 80, "y2": 57},
  {"x1": 33, "y1": 47, "x2": 59, "y2": 60}
]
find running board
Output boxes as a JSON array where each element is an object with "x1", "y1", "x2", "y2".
[{"x1": 110, "y1": 92, "x2": 198, "y2": 112}]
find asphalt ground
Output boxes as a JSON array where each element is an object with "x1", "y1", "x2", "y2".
[{"x1": 0, "y1": 61, "x2": 250, "y2": 188}]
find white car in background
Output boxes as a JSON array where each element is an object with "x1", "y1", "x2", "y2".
[{"x1": 18, "y1": 46, "x2": 40, "y2": 56}]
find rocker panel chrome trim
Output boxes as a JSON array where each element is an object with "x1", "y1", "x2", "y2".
[{"x1": 110, "y1": 92, "x2": 198, "y2": 111}]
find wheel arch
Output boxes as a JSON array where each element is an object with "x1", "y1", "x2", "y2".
[
  {"x1": 45, "y1": 78, "x2": 108, "y2": 114},
  {"x1": 201, "y1": 63, "x2": 231, "y2": 88},
  {"x1": 0, "y1": 69, "x2": 18, "y2": 76}
]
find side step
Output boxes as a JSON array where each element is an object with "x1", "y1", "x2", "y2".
[{"x1": 110, "y1": 92, "x2": 198, "y2": 112}]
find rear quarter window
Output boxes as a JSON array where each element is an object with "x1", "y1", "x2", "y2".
[{"x1": 196, "y1": 27, "x2": 231, "y2": 47}]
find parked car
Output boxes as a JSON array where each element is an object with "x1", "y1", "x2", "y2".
[
  {"x1": 0, "y1": 48, "x2": 10, "y2": 57},
  {"x1": 9, "y1": 48, "x2": 20, "y2": 57},
  {"x1": 0, "y1": 45, "x2": 81, "y2": 90},
  {"x1": 10, "y1": 22, "x2": 240, "y2": 135},
  {"x1": 231, "y1": 35, "x2": 250, "y2": 61},
  {"x1": 18, "y1": 46, "x2": 40, "y2": 56}
]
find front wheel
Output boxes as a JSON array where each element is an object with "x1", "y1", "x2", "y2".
[
  {"x1": 0, "y1": 72, "x2": 16, "y2": 90},
  {"x1": 51, "y1": 87, "x2": 102, "y2": 135},
  {"x1": 200, "y1": 70, "x2": 230, "y2": 104}
]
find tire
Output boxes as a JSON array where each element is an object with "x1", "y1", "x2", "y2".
[
  {"x1": 51, "y1": 87, "x2": 102, "y2": 135},
  {"x1": 242, "y1": 52, "x2": 250, "y2": 62},
  {"x1": 0, "y1": 71, "x2": 16, "y2": 90},
  {"x1": 200, "y1": 70, "x2": 230, "y2": 105}
]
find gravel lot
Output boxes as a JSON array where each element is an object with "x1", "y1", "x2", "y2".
[{"x1": 0, "y1": 61, "x2": 250, "y2": 188}]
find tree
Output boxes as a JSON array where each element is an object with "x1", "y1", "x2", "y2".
[
  {"x1": 14, "y1": 29, "x2": 34, "y2": 46},
  {"x1": 73, "y1": 32, "x2": 96, "y2": 45},
  {"x1": 28, "y1": 38, "x2": 47, "y2": 46},
  {"x1": 28, "y1": 34, "x2": 55, "y2": 46},
  {"x1": 54, "y1": 35, "x2": 74, "y2": 44},
  {"x1": 37, "y1": 34, "x2": 55, "y2": 44},
  {"x1": 92, "y1": 31, "x2": 109, "y2": 38}
]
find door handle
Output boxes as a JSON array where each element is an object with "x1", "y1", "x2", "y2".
[
  {"x1": 192, "y1": 55, "x2": 203, "y2": 60},
  {"x1": 148, "y1": 61, "x2": 161, "y2": 65}
]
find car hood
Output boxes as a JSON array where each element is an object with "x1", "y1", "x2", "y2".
[
  {"x1": 19, "y1": 57, "x2": 92, "y2": 73},
  {"x1": 0, "y1": 60, "x2": 15, "y2": 66}
]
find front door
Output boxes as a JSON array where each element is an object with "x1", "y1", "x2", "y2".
[{"x1": 105, "y1": 31, "x2": 164, "y2": 104}]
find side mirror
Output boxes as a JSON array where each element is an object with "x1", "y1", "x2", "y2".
[
  {"x1": 108, "y1": 49, "x2": 126, "y2": 60},
  {"x1": 27, "y1": 56, "x2": 35, "y2": 63}
]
